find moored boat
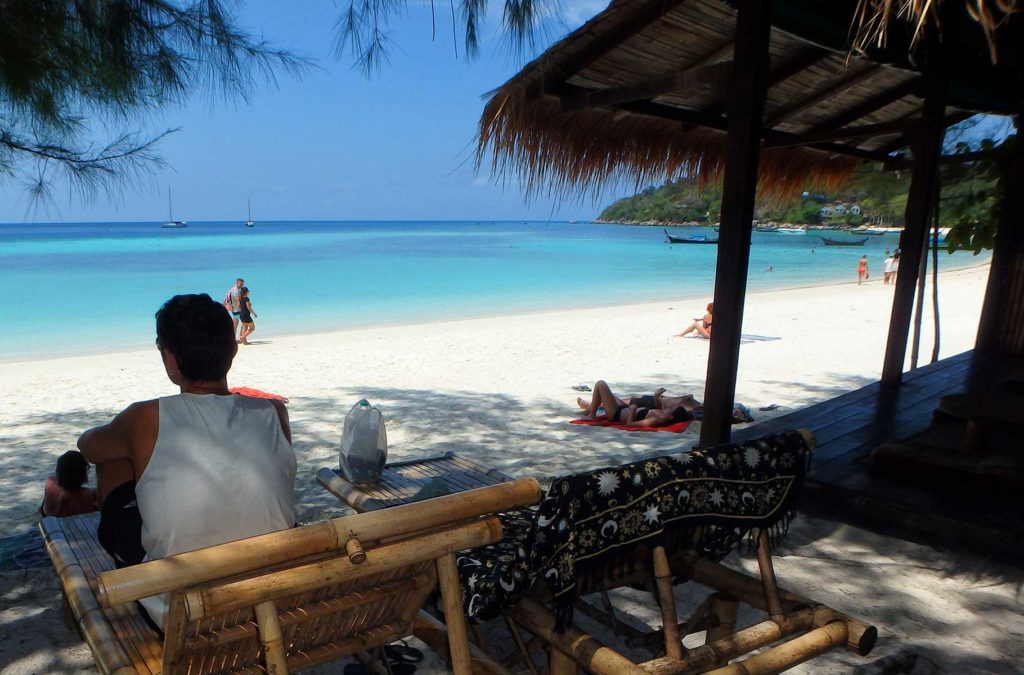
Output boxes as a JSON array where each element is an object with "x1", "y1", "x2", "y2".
[
  {"x1": 776, "y1": 227, "x2": 806, "y2": 235},
  {"x1": 851, "y1": 227, "x2": 887, "y2": 235},
  {"x1": 820, "y1": 236, "x2": 869, "y2": 246},
  {"x1": 664, "y1": 229, "x2": 718, "y2": 244},
  {"x1": 161, "y1": 189, "x2": 187, "y2": 228},
  {"x1": 754, "y1": 225, "x2": 779, "y2": 233}
]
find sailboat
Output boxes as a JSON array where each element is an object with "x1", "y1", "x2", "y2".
[
  {"x1": 161, "y1": 189, "x2": 187, "y2": 228},
  {"x1": 245, "y1": 199, "x2": 255, "y2": 227}
]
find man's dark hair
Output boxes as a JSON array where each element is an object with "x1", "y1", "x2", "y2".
[
  {"x1": 56, "y1": 451, "x2": 88, "y2": 490},
  {"x1": 155, "y1": 294, "x2": 235, "y2": 381}
]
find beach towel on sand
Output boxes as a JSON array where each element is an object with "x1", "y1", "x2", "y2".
[
  {"x1": 229, "y1": 387, "x2": 289, "y2": 403},
  {"x1": 570, "y1": 416, "x2": 691, "y2": 433}
]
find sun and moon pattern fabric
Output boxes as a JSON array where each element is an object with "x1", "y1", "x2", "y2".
[{"x1": 456, "y1": 430, "x2": 811, "y2": 623}]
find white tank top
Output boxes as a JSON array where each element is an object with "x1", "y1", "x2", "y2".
[{"x1": 136, "y1": 393, "x2": 296, "y2": 626}]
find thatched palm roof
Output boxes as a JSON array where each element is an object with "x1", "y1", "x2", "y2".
[{"x1": 478, "y1": 0, "x2": 1023, "y2": 198}]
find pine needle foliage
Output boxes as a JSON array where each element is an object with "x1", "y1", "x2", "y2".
[
  {"x1": 0, "y1": 0, "x2": 306, "y2": 203},
  {"x1": 336, "y1": 0, "x2": 558, "y2": 72}
]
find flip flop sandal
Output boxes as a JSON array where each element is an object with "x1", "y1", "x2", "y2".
[
  {"x1": 571, "y1": 384, "x2": 592, "y2": 391},
  {"x1": 758, "y1": 403, "x2": 781, "y2": 411},
  {"x1": 384, "y1": 643, "x2": 424, "y2": 664}
]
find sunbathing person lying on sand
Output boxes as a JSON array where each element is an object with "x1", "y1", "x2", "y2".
[
  {"x1": 676, "y1": 302, "x2": 713, "y2": 338},
  {"x1": 576, "y1": 380, "x2": 699, "y2": 427}
]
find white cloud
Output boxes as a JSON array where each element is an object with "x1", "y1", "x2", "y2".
[{"x1": 471, "y1": 175, "x2": 490, "y2": 187}]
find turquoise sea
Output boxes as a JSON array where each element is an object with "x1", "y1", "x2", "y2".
[{"x1": 0, "y1": 220, "x2": 987, "y2": 360}]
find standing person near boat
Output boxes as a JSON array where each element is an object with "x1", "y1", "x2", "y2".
[
  {"x1": 223, "y1": 277, "x2": 244, "y2": 340},
  {"x1": 883, "y1": 251, "x2": 895, "y2": 285},
  {"x1": 675, "y1": 302, "x2": 713, "y2": 338},
  {"x1": 238, "y1": 287, "x2": 257, "y2": 345},
  {"x1": 857, "y1": 255, "x2": 869, "y2": 285}
]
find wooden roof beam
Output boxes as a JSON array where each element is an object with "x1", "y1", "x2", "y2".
[
  {"x1": 531, "y1": 0, "x2": 692, "y2": 97},
  {"x1": 597, "y1": 93, "x2": 890, "y2": 162},
  {"x1": 558, "y1": 36, "x2": 735, "y2": 110},
  {"x1": 804, "y1": 77, "x2": 922, "y2": 132},
  {"x1": 762, "y1": 118, "x2": 917, "y2": 148},
  {"x1": 689, "y1": 47, "x2": 834, "y2": 121},
  {"x1": 560, "y1": 62, "x2": 732, "y2": 111},
  {"x1": 763, "y1": 65, "x2": 882, "y2": 127}
]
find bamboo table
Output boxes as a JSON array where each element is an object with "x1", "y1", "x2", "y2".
[{"x1": 316, "y1": 451, "x2": 513, "y2": 513}]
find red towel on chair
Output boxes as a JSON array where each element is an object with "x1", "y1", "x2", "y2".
[
  {"x1": 569, "y1": 416, "x2": 691, "y2": 433},
  {"x1": 229, "y1": 387, "x2": 289, "y2": 403}
]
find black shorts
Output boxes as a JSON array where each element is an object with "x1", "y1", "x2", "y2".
[
  {"x1": 97, "y1": 481, "x2": 146, "y2": 569},
  {"x1": 96, "y1": 481, "x2": 163, "y2": 635}
]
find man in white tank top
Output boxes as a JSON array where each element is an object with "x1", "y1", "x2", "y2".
[{"x1": 78, "y1": 293, "x2": 296, "y2": 628}]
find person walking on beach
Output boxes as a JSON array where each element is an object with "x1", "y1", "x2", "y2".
[
  {"x1": 238, "y1": 287, "x2": 258, "y2": 345},
  {"x1": 77, "y1": 293, "x2": 295, "y2": 628},
  {"x1": 883, "y1": 251, "x2": 895, "y2": 285},
  {"x1": 891, "y1": 250, "x2": 901, "y2": 284},
  {"x1": 676, "y1": 302, "x2": 713, "y2": 338},
  {"x1": 223, "y1": 277, "x2": 244, "y2": 339},
  {"x1": 857, "y1": 255, "x2": 869, "y2": 285}
]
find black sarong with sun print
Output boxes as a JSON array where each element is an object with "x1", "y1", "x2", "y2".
[{"x1": 456, "y1": 430, "x2": 811, "y2": 624}]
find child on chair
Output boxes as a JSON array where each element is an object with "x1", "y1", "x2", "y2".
[{"x1": 40, "y1": 450, "x2": 98, "y2": 518}]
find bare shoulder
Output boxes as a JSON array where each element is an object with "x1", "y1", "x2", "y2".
[
  {"x1": 119, "y1": 400, "x2": 159, "y2": 426},
  {"x1": 268, "y1": 399, "x2": 292, "y2": 443}
]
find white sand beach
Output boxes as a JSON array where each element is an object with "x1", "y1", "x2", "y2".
[{"x1": 3, "y1": 261, "x2": 1023, "y2": 673}]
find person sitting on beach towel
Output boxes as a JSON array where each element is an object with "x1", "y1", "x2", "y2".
[
  {"x1": 675, "y1": 302, "x2": 713, "y2": 338},
  {"x1": 40, "y1": 450, "x2": 97, "y2": 518},
  {"x1": 77, "y1": 293, "x2": 296, "y2": 629},
  {"x1": 576, "y1": 380, "x2": 698, "y2": 428}
]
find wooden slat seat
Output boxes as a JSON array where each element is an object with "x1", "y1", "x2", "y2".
[{"x1": 39, "y1": 478, "x2": 541, "y2": 674}]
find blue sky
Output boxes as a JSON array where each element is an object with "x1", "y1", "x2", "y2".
[
  {"x1": 0, "y1": 0, "x2": 622, "y2": 223},
  {"x1": 0, "y1": 1, "x2": 1013, "y2": 223}
]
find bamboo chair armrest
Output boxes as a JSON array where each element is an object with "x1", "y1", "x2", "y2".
[{"x1": 97, "y1": 477, "x2": 540, "y2": 608}]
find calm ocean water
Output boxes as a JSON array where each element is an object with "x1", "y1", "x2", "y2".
[{"x1": 0, "y1": 220, "x2": 987, "y2": 360}]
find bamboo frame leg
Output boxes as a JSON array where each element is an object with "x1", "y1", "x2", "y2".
[
  {"x1": 702, "y1": 620, "x2": 850, "y2": 674},
  {"x1": 507, "y1": 599, "x2": 647, "y2": 675},
  {"x1": 706, "y1": 593, "x2": 739, "y2": 643},
  {"x1": 436, "y1": 552, "x2": 473, "y2": 675},
  {"x1": 755, "y1": 531, "x2": 784, "y2": 619},
  {"x1": 254, "y1": 600, "x2": 289, "y2": 675},
  {"x1": 471, "y1": 623, "x2": 489, "y2": 651},
  {"x1": 413, "y1": 611, "x2": 512, "y2": 675},
  {"x1": 505, "y1": 616, "x2": 541, "y2": 675},
  {"x1": 652, "y1": 545, "x2": 684, "y2": 660},
  {"x1": 550, "y1": 646, "x2": 578, "y2": 675}
]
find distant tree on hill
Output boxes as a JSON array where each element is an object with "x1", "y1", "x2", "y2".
[{"x1": 0, "y1": 0, "x2": 304, "y2": 204}]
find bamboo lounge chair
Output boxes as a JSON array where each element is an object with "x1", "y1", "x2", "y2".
[
  {"x1": 38, "y1": 478, "x2": 540, "y2": 674},
  {"x1": 455, "y1": 430, "x2": 878, "y2": 674}
]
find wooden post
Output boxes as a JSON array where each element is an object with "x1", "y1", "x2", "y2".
[
  {"x1": 652, "y1": 546, "x2": 684, "y2": 660},
  {"x1": 977, "y1": 116, "x2": 1024, "y2": 355},
  {"x1": 436, "y1": 552, "x2": 473, "y2": 675},
  {"x1": 254, "y1": 600, "x2": 290, "y2": 675},
  {"x1": 700, "y1": 0, "x2": 773, "y2": 447},
  {"x1": 881, "y1": 76, "x2": 947, "y2": 386}
]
